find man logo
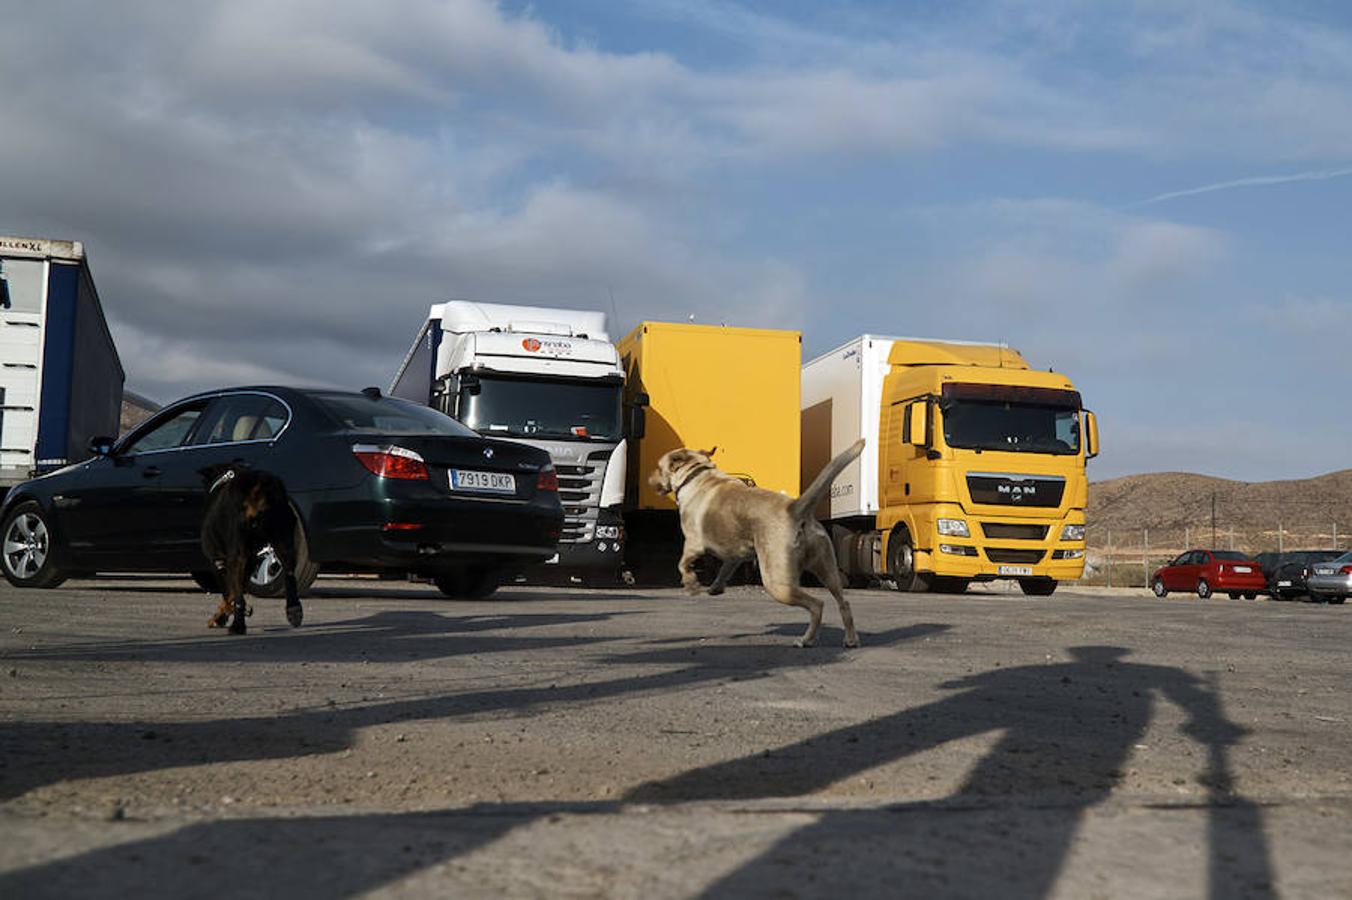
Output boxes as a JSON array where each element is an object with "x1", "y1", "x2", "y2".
[{"x1": 522, "y1": 338, "x2": 542, "y2": 352}]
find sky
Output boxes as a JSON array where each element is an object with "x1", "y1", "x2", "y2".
[{"x1": 1, "y1": 0, "x2": 1349, "y2": 482}]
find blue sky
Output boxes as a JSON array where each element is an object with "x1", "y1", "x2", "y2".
[{"x1": 1, "y1": 0, "x2": 1349, "y2": 481}]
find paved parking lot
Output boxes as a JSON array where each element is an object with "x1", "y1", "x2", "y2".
[{"x1": 2, "y1": 577, "x2": 1350, "y2": 898}]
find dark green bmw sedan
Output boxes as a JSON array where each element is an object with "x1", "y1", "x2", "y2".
[{"x1": 1, "y1": 386, "x2": 562, "y2": 599}]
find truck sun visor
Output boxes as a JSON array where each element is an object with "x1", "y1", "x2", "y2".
[{"x1": 941, "y1": 383, "x2": 1081, "y2": 409}]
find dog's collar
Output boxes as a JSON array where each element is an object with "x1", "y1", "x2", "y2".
[
  {"x1": 671, "y1": 462, "x2": 715, "y2": 501},
  {"x1": 208, "y1": 470, "x2": 237, "y2": 493}
]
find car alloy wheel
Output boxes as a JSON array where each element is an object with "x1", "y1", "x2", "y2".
[
  {"x1": 4, "y1": 512, "x2": 49, "y2": 580},
  {"x1": 1152, "y1": 578, "x2": 1167, "y2": 597},
  {"x1": 1196, "y1": 579, "x2": 1212, "y2": 599},
  {"x1": 1, "y1": 502, "x2": 68, "y2": 589}
]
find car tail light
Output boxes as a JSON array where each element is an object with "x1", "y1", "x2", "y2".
[
  {"x1": 382, "y1": 522, "x2": 423, "y2": 532},
  {"x1": 1341, "y1": 566, "x2": 1352, "y2": 576},
  {"x1": 537, "y1": 467, "x2": 558, "y2": 492},
  {"x1": 352, "y1": 444, "x2": 430, "y2": 480}
]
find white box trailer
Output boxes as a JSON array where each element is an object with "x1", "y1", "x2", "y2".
[
  {"x1": 0, "y1": 237, "x2": 123, "y2": 484},
  {"x1": 800, "y1": 335, "x2": 896, "y2": 520}
]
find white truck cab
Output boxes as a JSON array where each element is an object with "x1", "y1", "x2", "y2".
[{"x1": 391, "y1": 302, "x2": 627, "y2": 573}]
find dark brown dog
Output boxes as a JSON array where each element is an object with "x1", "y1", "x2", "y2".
[{"x1": 200, "y1": 466, "x2": 302, "y2": 634}]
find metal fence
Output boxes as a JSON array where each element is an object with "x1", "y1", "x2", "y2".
[{"x1": 1082, "y1": 523, "x2": 1347, "y2": 588}]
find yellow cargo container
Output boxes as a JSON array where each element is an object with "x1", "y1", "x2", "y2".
[{"x1": 617, "y1": 322, "x2": 801, "y2": 510}]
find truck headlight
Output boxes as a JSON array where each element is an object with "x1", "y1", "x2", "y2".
[
  {"x1": 1060, "y1": 524, "x2": 1086, "y2": 541},
  {"x1": 937, "y1": 518, "x2": 969, "y2": 537}
]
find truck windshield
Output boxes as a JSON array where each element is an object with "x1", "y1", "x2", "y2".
[
  {"x1": 942, "y1": 401, "x2": 1081, "y2": 455},
  {"x1": 460, "y1": 375, "x2": 623, "y2": 441}
]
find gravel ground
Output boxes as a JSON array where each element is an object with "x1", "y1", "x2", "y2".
[{"x1": 2, "y1": 576, "x2": 1350, "y2": 898}]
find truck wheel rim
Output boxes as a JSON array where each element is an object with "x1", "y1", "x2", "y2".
[
  {"x1": 4, "y1": 514, "x2": 49, "y2": 579},
  {"x1": 251, "y1": 546, "x2": 282, "y2": 586}
]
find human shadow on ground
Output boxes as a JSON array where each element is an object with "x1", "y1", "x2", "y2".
[
  {"x1": 0, "y1": 617, "x2": 938, "y2": 803},
  {"x1": 1, "y1": 640, "x2": 1275, "y2": 898},
  {"x1": 628, "y1": 646, "x2": 1274, "y2": 899},
  {"x1": 0, "y1": 646, "x2": 1273, "y2": 899}
]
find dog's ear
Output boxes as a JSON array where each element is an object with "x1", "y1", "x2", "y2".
[{"x1": 699, "y1": 446, "x2": 717, "y2": 459}]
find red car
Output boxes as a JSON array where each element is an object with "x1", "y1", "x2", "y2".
[{"x1": 1151, "y1": 549, "x2": 1267, "y2": 599}]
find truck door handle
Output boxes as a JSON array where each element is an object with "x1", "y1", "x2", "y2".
[{"x1": 142, "y1": 466, "x2": 162, "y2": 479}]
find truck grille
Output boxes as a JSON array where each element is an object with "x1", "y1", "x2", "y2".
[
  {"x1": 554, "y1": 450, "x2": 611, "y2": 543},
  {"x1": 981, "y1": 523, "x2": 1049, "y2": 540},
  {"x1": 967, "y1": 473, "x2": 1065, "y2": 508},
  {"x1": 986, "y1": 548, "x2": 1046, "y2": 564}
]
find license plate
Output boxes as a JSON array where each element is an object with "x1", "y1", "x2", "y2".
[
  {"x1": 998, "y1": 565, "x2": 1033, "y2": 577},
  {"x1": 1314, "y1": 567, "x2": 1334, "y2": 576},
  {"x1": 1233, "y1": 566, "x2": 1252, "y2": 573},
  {"x1": 449, "y1": 469, "x2": 516, "y2": 493},
  {"x1": 1277, "y1": 580, "x2": 1292, "y2": 587}
]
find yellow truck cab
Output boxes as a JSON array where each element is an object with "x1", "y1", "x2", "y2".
[{"x1": 801, "y1": 336, "x2": 1098, "y2": 596}]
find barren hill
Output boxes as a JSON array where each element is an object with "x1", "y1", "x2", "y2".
[{"x1": 1087, "y1": 470, "x2": 1352, "y2": 553}]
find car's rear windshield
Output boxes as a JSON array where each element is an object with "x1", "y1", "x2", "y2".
[
  {"x1": 311, "y1": 393, "x2": 477, "y2": 437},
  {"x1": 1212, "y1": 551, "x2": 1251, "y2": 561}
]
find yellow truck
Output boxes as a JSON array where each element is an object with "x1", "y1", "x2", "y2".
[
  {"x1": 801, "y1": 336, "x2": 1098, "y2": 595},
  {"x1": 617, "y1": 321, "x2": 801, "y2": 579}
]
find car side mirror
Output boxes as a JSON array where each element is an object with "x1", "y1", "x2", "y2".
[
  {"x1": 1084, "y1": 410, "x2": 1099, "y2": 459},
  {"x1": 87, "y1": 435, "x2": 116, "y2": 457}
]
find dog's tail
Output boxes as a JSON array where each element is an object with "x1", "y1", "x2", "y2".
[{"x1": 789, "y1": 438, "x2": 865, "y2": 522}]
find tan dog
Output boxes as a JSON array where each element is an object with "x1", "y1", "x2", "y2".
[{"x1": 649, "y1": 439, "x2": 865, "y2": 648}]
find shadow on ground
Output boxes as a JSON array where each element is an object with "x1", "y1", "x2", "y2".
[{"x1": 0, "y1": 629, "x2": 1274, "y2": 897}]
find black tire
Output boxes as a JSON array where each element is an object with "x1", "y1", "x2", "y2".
[
  {"x1": 190, "y1": 570, "x2": 221, "y2": 593},
  {"x1": 433, "y1": 567, "x2": 501, "y2": 600},
  {"x1": 886, "y1": 530, "x2": 932, "y2": 593},
  {"x1": 1, "y1": 501, "x2": 68, "y2": 589},
  {"x1": 1019, "y1": 577, "x2": 1057, "y2": 596},
  {"x1": 932, "y1": 576, "x2": 970, "y2": 594},
  {"x1": 1152, "y1": 578, "x2": 1167, "y2": 597},
  {"x1": 1243, "y1": 593, "x2": 1257, "y2": 600},
  {"x1": 1197, "y1": 579, "x2": 1212, "y2": 600},
  {"x1": 247, "y1": 516, "x2": 319, "y2": 599},
  {"x1": 1331, "y1": 596, "x2": 1347, "y2": 606},
  {"x1": 1227, "y1": 592, "x2": 1240, "y2": 600}
]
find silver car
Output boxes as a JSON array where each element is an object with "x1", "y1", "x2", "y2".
[{"x1": 1306, "y1": 550, "x2": 1352, "y2": 604}]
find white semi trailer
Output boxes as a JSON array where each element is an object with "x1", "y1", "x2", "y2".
[
  {"x1": 391, "y1": 302, "x2": 628, "y2": 575},
  {"x1": 0, "y1": 236, "x2": 123, "y2": 486}
]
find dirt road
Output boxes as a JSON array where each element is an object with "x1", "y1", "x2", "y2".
[{"x1": 2, "y1": 578, "x2": 1349, "y2": 897}]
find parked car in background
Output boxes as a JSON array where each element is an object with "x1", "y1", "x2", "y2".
[
  {"x1": 1150, "y1": 549, "x2": 1267, "y2": 599},
  {"x1": 1256, "y1": 550, "x2": 1345, "y2": 601},
  {"x1": 1, "y1": 386, "x2": 563, "y2": 599},
  {"x1": 1306, "y1": 551, "x2": 1352, "y2": 605}
]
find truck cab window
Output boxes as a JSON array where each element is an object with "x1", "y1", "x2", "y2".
[
  {"x1": 459, "y1": 375, "x2": 623, "y2": 441},
  {"x1": 942, "y1": 400, "x2": 1081, "y2": 455}
]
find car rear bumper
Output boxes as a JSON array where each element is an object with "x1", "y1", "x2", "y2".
[
  {"x1": 1307, "y1": 573, "x2": 1352, "y2": 596},
  {"x1": 306, "y1": 493, "x2": 563, "y2": 570},
  {"x1": 1211, "y1": 573, "x2": 1268, "y2": 591}
]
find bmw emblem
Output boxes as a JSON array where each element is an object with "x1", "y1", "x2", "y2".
[{"x1": 483, "y1": 447, "x2": 494, "y2": 459}]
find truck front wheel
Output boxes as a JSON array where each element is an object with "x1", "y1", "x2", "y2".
[
  {"x1": 887, "y1": 531, "x2": 933, "y2": 593},
  {"x1": 1019, "y1": 577, "x2": 1058, "y2": 596}
]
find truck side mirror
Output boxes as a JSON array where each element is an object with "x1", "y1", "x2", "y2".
[
  {"x1": 905, "y1": 401, "x2": 929, "y2": 448},
  {"x1": 1084, "y1": 410, "x2": 1099, "y2": 459},
  {"x1": 459, "y1": 373, "x2": 481, "y2": 396},
  {"x1": 87, "y1": 435, "x2": 116, "y2": 457},
  {"x1": 634, "y1": 392, "x2": 649, "y2": 407},
  {"x1": 628, "y1": 405, "x2": 646, "y2": 440}
]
